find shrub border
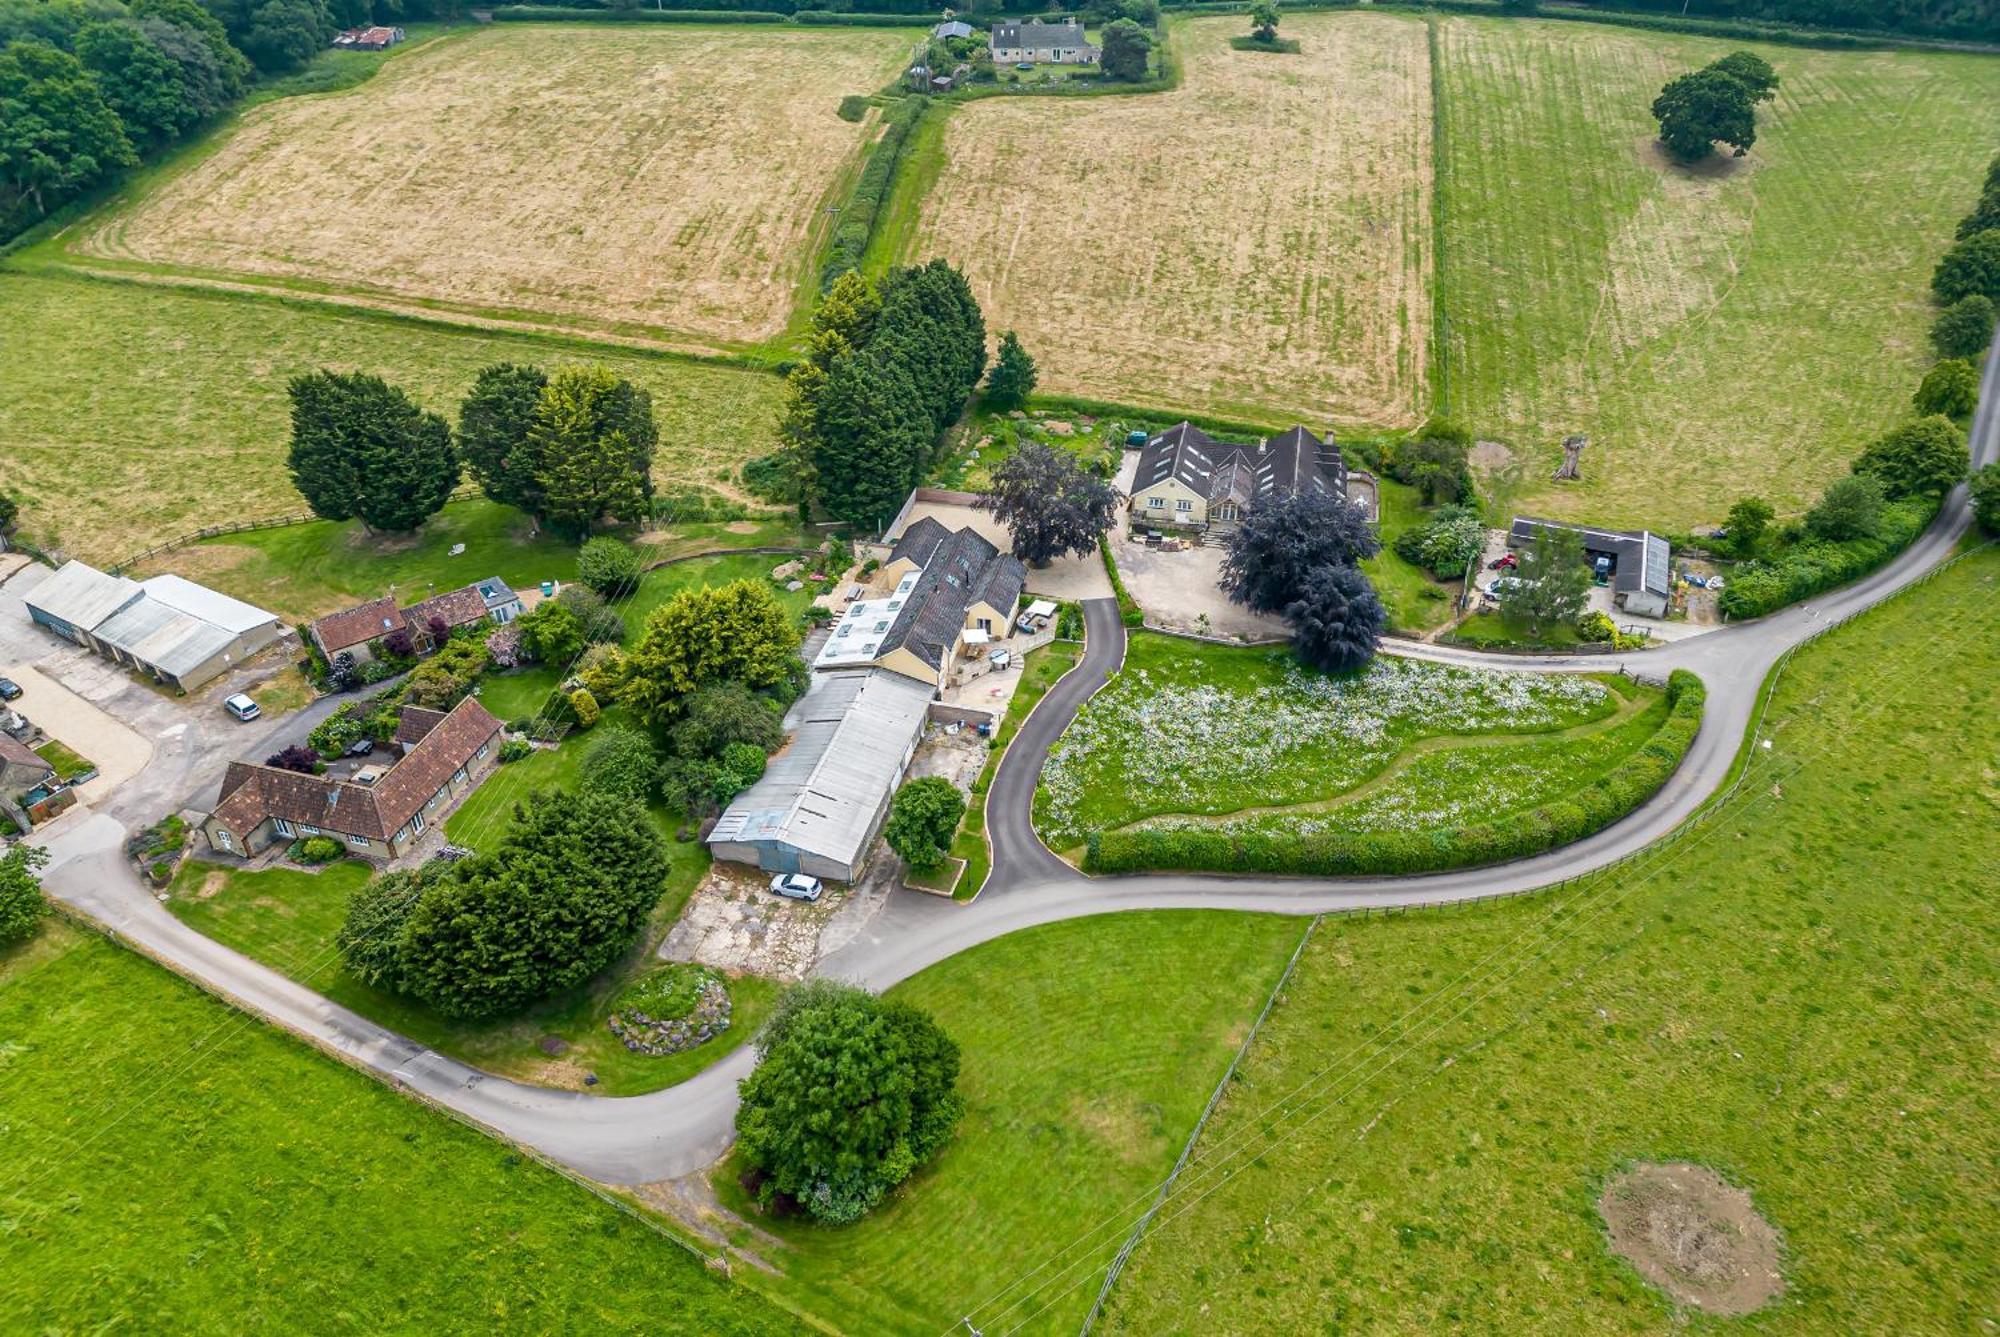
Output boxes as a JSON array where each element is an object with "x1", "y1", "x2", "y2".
[{"x1": 1083, "y1": 669, "x2": 1706, "y2": 875}]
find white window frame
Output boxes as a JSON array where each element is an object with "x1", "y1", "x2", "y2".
[
  {"x1": 1176, "y1": 499, "x2": 1193, "y2": 512},
  {"x1": 274, "y1": 818, "x2": 295, "y2": 838},
  {"x1": 347, "y1": 834, "x2": 371, "y2": 848}
]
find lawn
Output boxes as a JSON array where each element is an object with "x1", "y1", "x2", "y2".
[
  {"x1": 1436, "y1": 18, "x2": 2000, "y2": 530},
  {"x1": 904, "y1": 14, "x2": 1434, "y2": 428},
  {"x1": 0, "y1": 272, "x2": 784, "y2": 565},
  {"x1": 1034, "y1": 631, "x2": 1640, "y2": 850},
  {"x1": 0, "y1": 921, "x2": 797, "y2": 1332},
  {"x1": 62, "y1": 25, "x2": 912, "y2": 349},
  {"x1": 31, "y1": 737, "x2": 94, "y2": 781},
  {"x1": 163, "y1": 823, "x2": 762, "y2": 1097},
  {"x1": 715, "y1": 910, "x2": 1308, "y2": 1335},
  {"x1": 1092, "y1": 547, "x2": 2000, "y2": 1333},
  {"x1": 1363, "y1": 475, "x2": 1461, "y2": 635}
]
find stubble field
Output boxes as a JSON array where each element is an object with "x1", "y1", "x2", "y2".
[
  {"x1": 1437, "y1": 18, "x2": 2000, "y2": 529},
  {"x1": 0, "y1": 273, "x2": 782, "y2": 563},
  {"x1": 908, "y1": 14, "x2": 1434, "y2": 428},
  {"x1": 70, "y1": 26, "x2": 910, "y2": 347}
]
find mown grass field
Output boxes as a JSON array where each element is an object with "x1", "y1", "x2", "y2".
[
  {"x1": 1034, "y1": 631, "x2": 1648, "y2": 850},
  {"x1": 64, "y1": 26, "x2": 911, "y2": 348},
  {"x1": 716, "y1": 910, "x2": 1306, "y2": 1335},
  {"x1": 907, "y1": 14, "x2": 1434, "y2": 428},
  {"x1": 0, "y1": 273, "x2": 783, "y2": 565},
  {"x1": 0, "y1": 921, "x2": 797, "y2": 1332},
  {"x1": 1437, "y1": 18, "x2": 2000, "y2": 529},
  {"x1": 1089, "y1": 547, "x2": 2000, "y2": 1332}
]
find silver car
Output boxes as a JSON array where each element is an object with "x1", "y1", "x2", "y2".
[
  {"x1": 223, "y1": 693, "x2": 261, "y2": 722},
  {"x1": 768, "y1": 873, "x2": 823, "y2": 903}
]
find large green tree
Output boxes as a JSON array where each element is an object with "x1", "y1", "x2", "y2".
[
  {"x1": 1221, "y1": 490, "x2": 1381, "y2": 614},
  {"x1": 1651, "y1": 66, "x2": 1758, "y2": 162},
  {"x1": 1932, "y1": 229, "x2": 2000, "y2": 306},
  {"x1": 1497, "y1": 526, "x2": 1591, "y2": 635},
  {"x1": 1931, "y1": 295, "x2": 1995, "y2": 360},
  {"x1": 1851, "y1": 415, "x2": 1966, "y2": 499},
  {"x1": 1913, "y1": 359, "x2": 1979, "y2": 419},
  {"x1": 1706, "y1": 50, "x2": 1779, "y2": 101},
  {"x1": 0, "y1": 844, "x2": 50, "y2": 946},
  {"x1": 1284, "y1": 562, "x2": 1384, "y2": 673},
  {"x1": 1806, "y1": 473, "x2": 1886, "y2": 541},
  {"x1": 812, "y1": 348, "x2": 934, "y2": 529},
  {"x1": 1099, "y1": 17, "x2": 1152, "y2": 80},
  {"x1": 668, "y1": 681, "x2": 784, "y2": 762},
  {"x1": 735, "y1": 980, "x2": 964, "y2": 1224},
  {"x1": 983, "y1": 330, "x2": 1037, "y2": 411},
  {"x1": 579, "y1": 726, "x2": 661, "y2": 803},
  {"x1": 286, "y1": 370, "x2": 459, "y2": 532},
  {"x1": 76, "y1": 19, "x2": 199, "y2": 146},
  {"x1": 0, "y1": 41, "x2": 136, "y2": 218},
  {"x1": 525, "y1": 365, "x2": 657, "y2": 536},
  {"x1": 623, "y1": 580, "x2": 801, "y2": 728},
  {"x1": 884, "y1": 776, "x2": 965, "y2": 872},
  {"x1": 1969, "y1": 462, "x2": 2000, "y2": 536},
  {"x1": 979, "y1": 441, "x2": 1117, "y2": 566},
  {"x1": 456, "y1": 362, "x2": 550, "y2": 517},
  {"x1": 385, "y1": 791, "x2": 671, "y2": 1020}
]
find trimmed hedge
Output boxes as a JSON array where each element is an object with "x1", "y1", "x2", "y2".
[
  {"x1": 1160, "y1": 0, "x2": 1902, "y2": 49},
  {"x1": 792, "y1": 10, "x2": 932, "y2": 22},
  {"x1": 1718, "y1": 498, "x2": 1936, "y2": 620},
  {"x1": 821, "y1": 95, "x2": 926, "y2": 287},
  {"x1": 1084, "y1": 670, "x2": 1707, "y2": 876},
  {"x1": 1099, "y1": 532, "x2": 1145, "y2": 627},
  {"x1": 490, "y1": 6, "x2": 788, "y2": 20}
]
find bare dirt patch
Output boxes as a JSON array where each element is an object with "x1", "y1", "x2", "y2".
[
  {"x1": 78, "y1": 27, "x2": 909, "y2": 346},
  {"x1": 914, "y1": 13, "x2": 1432, "y2": 427},
  {"x1": 1600, "y1": 1160, "x2": 1784, "y2": 1316}
]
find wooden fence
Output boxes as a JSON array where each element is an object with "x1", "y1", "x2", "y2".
[{"x1": 111, "y1": 485, "x2": 485, "y2": 574}]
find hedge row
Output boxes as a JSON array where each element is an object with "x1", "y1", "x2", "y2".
[
  {"x1": 1084, "y1": 670, "x2": 1707, "y2": 876},
  {"x1": 1159, "y1": 0, "x2": 1897, "y2": 49},
  {"x1": 1718, "y1": 498, "x2": 1937, "y2": 619},
  {"x1": 820, "y1": 96, "x2": 926, "y2": 287},
  {"x1": 490, "y1": 6, "x2": 787, "y2": 20},
  {"x1": 1099, "y1": 532, "x2": 1145, "y2": 628},
  {"x1": 792, "y1": 10, "x2": 932, "y2": 22}
]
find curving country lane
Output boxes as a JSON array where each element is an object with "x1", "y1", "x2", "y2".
[{"x1": 34, "y1": 330, "x2": 2000, "y2": 1186}]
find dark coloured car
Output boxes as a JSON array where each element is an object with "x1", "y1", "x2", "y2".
[{"x1": 0, "y1": 678, "x2": 20, "y2": 701}]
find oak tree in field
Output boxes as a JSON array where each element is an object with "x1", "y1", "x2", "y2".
[
  {"x1": 1284, "y1": 562, "x2": 1385, "y2": 673},
  {"x1": 884, "y1": 777, "x2": 966, "y2": 872},
  {"x1": 979, "y1": 442, "x2": 1118, "y2": 567},
  {"x1": 1249, "y1": 0, "x2": 1280, "y2": 42},
  {"x1": 0, "y1": 42, "x2": 136, "y2": 217},
  {"x1": 1651, "y1": 66, "x2": 1758, "y2": 162},
  {"x1": 0, "y1": 844, "x2": 50, "y2": 947},
  {"x1": 1852, "y1": 415, "x2": 1966, "y2": 499},
  {"x1": 1497, "y1": 525, "x2": 1591, "y2": 635},
  {"x1": 287, "y1": 370, "x2": 459, "y2": 533},
  {"x1": 623, "y1": 580, "x2": 801, "y2": 728},
  {"x1": 384, "y1": 792, "x2": 671, "y2": 1020},
  {"x1": 1932, "y1": 229, "x2": 2000, "y2": 306},
  {"x1": 735, "y1": 980, "x2": 964, "y2": 1224},
  {"x1": 1931, "y1": 295, "x2": 1995, "y2": 359},
  {"x1": 526, "y1": 366, "x2": 657, "y2": 536},
  {"x1": 1806, "y1": 473, "x2": 1886, "y2": 541},
  {"x1": 1221, "y1": 490, "x2": 1380, "y2": 613},
  {"x1": 983, "y1": 331, "x2": 1038, "y2": 410},
  {"x1": 1913, "y1": 359, "x2": 1979, "y2": 419},
  {"x1": 457, "y1": 362, "x2": 550, "y2": 517},
  {"x1": 1707, "y1": 50, "x2": 1779, "y2": 102},
  {"x1": 1100, "y1": 18, "x2": 1153, "y2": 81}
]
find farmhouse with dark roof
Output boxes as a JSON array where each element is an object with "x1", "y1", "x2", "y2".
[
  {"x1": 1129, "y1": 421, "x2": 1373, "y2": 535},
  {"x1": 990, "y1": 17, "x2": 1099, "y2": 64},
  {"x1": 815, "y1": 520, "x2": 1026, "y2": 691}
]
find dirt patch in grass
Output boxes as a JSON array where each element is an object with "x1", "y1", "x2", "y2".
[
  {"x1": 1067, "y1": 1093, "x2": 1161, "y2": 1165},
  {"x1": 192, "y1": 870, "x2": 230, "y2": 900},
  {"x1": 913, "y1": 13, "x2": 1432, "y2": 427},
  {"x1": 1599, "y1": 1161, "x2": 1784, "y2": 1317},
  {"x1": 76, "y1": 26, "x2": 910, "y2": 347}
]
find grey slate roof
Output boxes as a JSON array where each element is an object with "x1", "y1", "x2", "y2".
[
  {"x1": 23, "y1": 561, "x2": 142, "y2": 632},
  {"x1": 1133, "y1": 422, "x2": 1348, "y2": 512},
  {"x1": 888, "y1": 515, "x2": 953, "y2": 570},
  {"x1": 932, "y1": 18, "x2": 973, "y2": 38},
  {"x1": 93, "y1": 598, "x2": 237, "y2": 679},
  {"x1": 877, "y1": 526, "x2": 1024, "y2": 671},
  {"x1": 1508, "y1": 517, "x2": 1672, "y2": 599},
  {"x1": 708, "y1": 669, "x2": 934, "y2": 869},
  {"x1": 991, "y1": 17, "x2": 1091, "y2": 47}
]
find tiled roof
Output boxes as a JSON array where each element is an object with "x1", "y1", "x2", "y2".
[
  {"x1": 992, "y1": 18, "x2": 1090, "y2": 46},
  {"x1": 312, "y1": 597, "x2": 405, "y2": 654},
  {"x1": 210, "y1": 699, "x2": 501, "y2": 844},
  {"x1": 1133, "y1": 422, "x2": 1347, "y2": 511},
  {"x1": 0, "y1": 734, "x2": 52, "y2": 775},
  {"x1": 402, "y1": 585, "x2": 489, "y2": 633},
  {"x1": 393, "y1": 705, "x2": 450, "y2": 746}
]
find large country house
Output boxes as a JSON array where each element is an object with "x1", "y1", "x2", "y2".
[
  {"x1": 1128, "y1": 422, "x2": 1372, "y2": 535},
  {"x1": 201, "y1": 699, "x2": 503, "y2": 862},
  {"x1": 990, "y1": 17, "x2": 1099, "y2": 64}
]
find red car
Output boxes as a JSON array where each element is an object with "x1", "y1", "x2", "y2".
[{"x1": 1487, "y1": 552, "x2": 1518, "y2": 571}]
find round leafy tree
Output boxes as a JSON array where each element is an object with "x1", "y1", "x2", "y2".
[
  {"x1": 1221, "y1": 490, "x2": 1380, "y2": 614},
  {"x1": 735, "y1": 980, "x2": 964, "y2": 1224},
  {"x1": 884, "y1": 776, "x2": 966, "y2": 872},
  {"x1": 1284, "y1": 564, "x2": 1385, "y2": 673},
  {"x1": 579, "y1": 726, "x2": 660, "y2": 802},
  {"x1": 1852, "y1": 415, "x2": 1966, "y2": 499},
  {"x1": 1651, "y1": 66, "x2": 1757, "y2": 162},
  {"x1": 0, "y1": 845, "x2": 51, "y2": 947},
  {"x1": 1969, "y1": 462, "x2": 2000, "y2": 536},
  {"x1": 1912, "y1": 359, "x2": 1979, "y2": 419},
  {"x1": 978, "y1": 441, "x2": 1118, "y2": 567},
  {"x1": 577, "y1": 536, "x2": 643, "y2": 598},
  {"x1": 1933, "y1": 230, "x2": 2000, "y2": 306},
  {"x1": 1932, "y1": 295, "x2": 1996, "y2": 360}
]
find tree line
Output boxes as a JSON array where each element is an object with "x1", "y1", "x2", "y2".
[
  {"x1": 0, "y1": 0, "x2": 458, "y2": 238},
  {"x1": 1546, "y1": 0, "x2": 1994, "y2": 41}
]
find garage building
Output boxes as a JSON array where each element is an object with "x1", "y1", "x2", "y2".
[
  {"x1": 23, "y1": 561, "x2": 285, "y2": 692},
  {"x1": 1508, "y1": 517, "x2": 1673, "y2": 619},
  {"x1": 707, "y1": 668, "x2": 934, "y2": 882}
]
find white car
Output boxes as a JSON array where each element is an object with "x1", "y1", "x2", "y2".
[
  {"x1": 1483, "y1": 576, "x2": 1525, "y2": 599},
  {"x1": 223, "y1": 693, "x2": 261, "y2": 722},
  {"x1": 769, "y1": 873, "x2": 824, "y2": 902}
]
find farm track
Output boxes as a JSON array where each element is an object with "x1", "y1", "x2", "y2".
[{"x1": 33, "y1": 317, "x2": 2000, "y2": 1189}]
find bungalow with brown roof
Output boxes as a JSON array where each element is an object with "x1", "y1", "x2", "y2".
[
  {"x1": 0, "y1": 735, "x2": 55, "y2": 796},
  {"x1": 201, "y1": 698, "x2": 503, "y2": 861},
  {"x1": 309, "y1": 577, "x2": 521, "y2": 664}
]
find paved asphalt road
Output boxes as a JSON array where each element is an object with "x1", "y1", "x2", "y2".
[{"x1": 33, "y1": 332, "x2": 2000, "y2": 1187}]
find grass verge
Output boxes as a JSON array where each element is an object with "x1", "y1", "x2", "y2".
[{"x1": 947, "y1": 638, "x2": 1085, "y2": 898}]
